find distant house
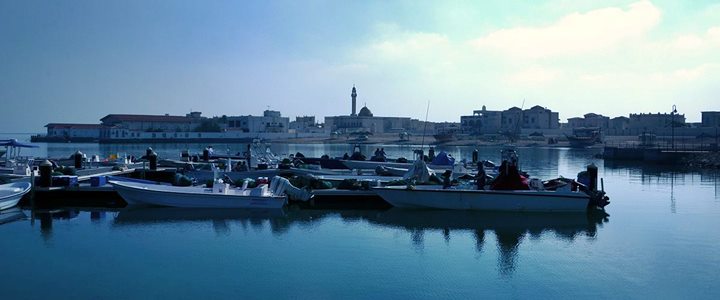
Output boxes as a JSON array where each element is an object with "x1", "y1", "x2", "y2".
[
  {"x1": 567, "y1": 113, "x2": 610, "y2": 129},
  {"x1": 610, "y1": 116, "x2": 629, "y2": 131},
  {"x1": 461, "y1": 105, "x2": 559, "y2": 135}
]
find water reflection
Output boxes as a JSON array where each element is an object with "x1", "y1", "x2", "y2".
[
  {"x1": 114, "y1": 207, "x2": 290, "y2": 236},
  {"x1": 604, "y1": 160, "x2": 720, "y2": 209},
  {"x1": 367, "y1": 209, "x2": 609, "y2": 275},
  {"x1": 22, "y1": 206, "x2": 610, "y2": 276},
  {"x1": 33, "y1": 209, "x2": 80, "y2": 244},
  {"x1": 0, "y1": 207, "x2": 26, "y2": 225}
]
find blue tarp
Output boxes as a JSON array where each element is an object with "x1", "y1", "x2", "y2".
[
  {"x1": 431, "y1": 151, "x2": 455, "y2": 165},
  {"x1": 0, "y1": 139, "x2": 38, "y2": 148}
]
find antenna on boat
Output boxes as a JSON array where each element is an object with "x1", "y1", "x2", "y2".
[{"x1": 420, "y1": 100, "x2": 430, "y2": 152}]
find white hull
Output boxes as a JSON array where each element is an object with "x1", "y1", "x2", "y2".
[
  {"x1": 110, "y1": 181, "x2": 287, "y2": 209},
  {"x1": 373, "y1": 185, "x2": 591, "y2": 212},
  {"x1": 0, "y1": 182, "x2": 31, "y2": 210}
]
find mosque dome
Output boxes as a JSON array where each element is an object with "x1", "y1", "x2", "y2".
[{"x1": 358, "y1": 106, "x2": 373, "y2": 117}]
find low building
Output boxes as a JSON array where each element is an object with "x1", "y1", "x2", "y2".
[
  {"x1": 701, "y1": 111, "x2": 720, "y2": 127},
  {"x1": 290, "y1": 116, "x2": 324, "y2": 133},
  {"x1": 460, "y1": 106, "x2": 502, "y2": 135},
  {"x1": 629, "y1": 112, "x2": 686, "y2": 130},
  {"x1": 101, "y1": 112, "x2": 203, "y2": 132},
  {"x1": 226, "y1": 110, "x2": 290, "y2": 133},
  {"x1": 39, "y1": 123, "x2": 104, "y2": 141}
]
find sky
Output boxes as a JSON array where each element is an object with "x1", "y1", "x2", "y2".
[{"x1": 1, "y1": 0, "x2": 719, "y2": 133}]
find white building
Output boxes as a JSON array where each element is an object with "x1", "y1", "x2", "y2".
[{"x1": 226, "y1": 110, "x2": 289, "y2": 133}]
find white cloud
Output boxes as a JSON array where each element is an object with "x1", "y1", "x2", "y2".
[
  {"x1": 347, "y1": 1, "x2": 720, "y2": 121},
  {"x1": 507, "y1": 67, "x2": 562, "y2": 84},
  {"x1": 671, "y1": 27, "x2": 720, "y2": 51},
  {"x1": 471, "y1": 1, "x2": 661, "y2": 58}
]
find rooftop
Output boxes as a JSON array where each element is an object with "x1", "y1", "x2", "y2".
[
  {"x1": 46, "y1": 123, "x2": 105, "y2": 129},
  {"x1": 100, "y1": 114, "x2": 197, "y2": 124}
]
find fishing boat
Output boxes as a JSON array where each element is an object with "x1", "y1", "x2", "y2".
[
  {"x1": 566, "y1": 127, "x2": 602, "y2": 148},
  {"x1": 0, "y1": 181, "x2": 32, "y2": 210},
  {"x1": 110, "y1": 176, "x2": 309, "y2": 208},
  {"x1": 373, "y1": 162, "x2": 609, "y2": 212},
  {"x1": 373, "y1": 185, "x2": 606, "y2": 212}
]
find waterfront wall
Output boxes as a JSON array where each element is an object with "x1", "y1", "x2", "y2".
[{"x1": 33, "y1": 132, "x2": 329, "y2": 143}]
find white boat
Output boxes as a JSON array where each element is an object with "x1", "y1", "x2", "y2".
[
  {"x1": 0, "y1": 182, "x2": 32, "y2": 210},
  {"x1": 373, "y1": 185, "x2": 607, "y2": 212},
  {"x1": 110, "y1": 178, "x2": 293, "y2": 209}
]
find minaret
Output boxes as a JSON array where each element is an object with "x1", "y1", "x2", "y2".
[{"x1": 351, "y1": 85, "x2": 357, "y2": 116}]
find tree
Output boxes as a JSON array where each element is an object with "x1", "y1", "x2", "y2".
[{"x1": 195, "y1": 120, "x2": 222, "y2": 132}]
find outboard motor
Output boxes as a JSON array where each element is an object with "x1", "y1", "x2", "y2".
[
  {"x1": 148, "y1": 151, "x2": 158, "y2": 170},
  {"x1": 73, "y1": 151, "x2": 83, "y2": 169}
]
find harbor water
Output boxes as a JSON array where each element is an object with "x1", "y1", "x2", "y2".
[{"x1": 2, "y1": 134, "x2": 720, "y2": 298}]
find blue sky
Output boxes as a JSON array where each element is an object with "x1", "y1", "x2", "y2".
[{"x1": 1, "y1": 0, "x2": 719, "y2": 132}]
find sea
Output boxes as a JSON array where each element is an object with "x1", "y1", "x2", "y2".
[{"x1": 1, "y1": 133, "x2": 719, "y2": 299}]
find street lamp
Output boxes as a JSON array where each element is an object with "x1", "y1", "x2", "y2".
[{"x1": 671, "y1": 105, "x2": 677, "y2": 150}]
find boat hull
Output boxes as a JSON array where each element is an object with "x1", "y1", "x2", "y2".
[
  {"x1": 373, "y1": 186, "x2": 591, "y2": 212},
  {"x1": 0, "y1": 182, "x2": 32, "y2": 210},
  {"x1": 111, "y1": 181, "x2": 287, "y2": 209}
]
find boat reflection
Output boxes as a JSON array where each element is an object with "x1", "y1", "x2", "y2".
[
  {"x1": 365, "y1": 209, "x2": 610, "y2": 275},
  {"x1": 113, "y1": 207, "x2": 608, "y2": 275},
  {"x1": 114, "y1": 207, "x2": 289, "y2": 235},
  {"x1": 0, "y1": 207, "x2": 26, "y2": 225}
]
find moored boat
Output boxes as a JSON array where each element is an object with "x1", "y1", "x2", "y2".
[
  {"x1": 373, "y1": 184, "x2": 604, "y2": 212},
  {"x1": 0, "y1": 181, "x2": 32, "y2": 210},
  {"x1": 566, "y1": 127, "x2": 602, "y2": 148},
  {"x1": 110, "y1": 177, "x2": 301, "y2": 209}
]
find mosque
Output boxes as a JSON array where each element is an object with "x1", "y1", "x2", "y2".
[{"x1": 324, "y1": 86, "x2": 412, "y2": 134}]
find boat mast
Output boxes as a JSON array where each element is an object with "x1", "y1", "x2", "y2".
[{"x1": 420, "y1": 100, "x2": 430, "y2": 153}]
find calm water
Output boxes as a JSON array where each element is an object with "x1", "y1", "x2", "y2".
[{"x1": 2, "y1": 134, "x2": 720, "y2": 299}]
